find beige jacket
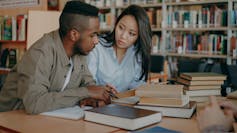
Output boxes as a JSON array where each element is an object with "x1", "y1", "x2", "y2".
[{"x1": 0, "y1": 30, "x2": 95, "y2": 114}]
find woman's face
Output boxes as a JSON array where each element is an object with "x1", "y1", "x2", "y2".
[{"x1": 115, "y1": 15, "x2": 138, "y2": 49}]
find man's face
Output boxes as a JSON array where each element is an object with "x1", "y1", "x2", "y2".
[{"x1": 73, "y1": 17, "x2": 100, "y2": 55}]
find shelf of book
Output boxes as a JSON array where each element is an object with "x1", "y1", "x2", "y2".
[
  {"x1": 0, "y1": 40, "x2": 26, "y2": 44},
  {"x1": 164, "y1": 27, "x2": 228, "y2": 31},
  {"x1": 116, "y1": 3, "x2": 163, "y2": 9},
  {"x1": 87, "y1": 0, "x2": 235, "y2": 66},
  {"x1": 0, "y1": 0, "x2": 47, "y2": 74},
  {"x1": 152, "y1": 52, "x2": 228, "y2": 59},
  {"x1": 165, "y1": 0, "x2": 228, "y2": 6}
]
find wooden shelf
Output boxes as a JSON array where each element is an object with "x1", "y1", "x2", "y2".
[
  {"x1": 164, "y1": 27, "x2": 228, "y2": 31},
  {"x1": 0, "y1": 40, "x2": 26, "y2": 43},
  {"x1": 152, "y1": 52, "x2": 228, "y2": 59},
  {"x1": 100, "y1": 27, "x2": 163, "y2": 32},
  {"x1": 166, "y1": 0, "x2": 228, "y2": 6},
  {"x1": 115, "y1": 3, "x2": 162, "y2": 9}
]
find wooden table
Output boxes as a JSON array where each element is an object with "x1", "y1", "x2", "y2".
[
  {"x1": 0, "y1": 110, "x2": 200, "y2": 133},
  {"x1": 1, "y1": 97, "x2": 235, "y2": 133}
]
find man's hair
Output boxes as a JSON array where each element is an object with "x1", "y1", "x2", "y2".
[{"x1": 59, "y1": 1, "x2": 99, "y2": 37}]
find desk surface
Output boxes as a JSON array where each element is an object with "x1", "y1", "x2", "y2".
[
  {"x1": 0, "y1": 110, "x2": 200, "y2": 133},
  {"x1": 1, "y1": 98, "x2": 234, "y2": 133}
]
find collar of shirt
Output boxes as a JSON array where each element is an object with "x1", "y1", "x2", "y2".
[{"x1": 53, "y1": 30, "x2": 71, "y2": 67}]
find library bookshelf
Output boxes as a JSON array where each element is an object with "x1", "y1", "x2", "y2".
[
  {"x1": 0, "y1": 0, "x2": 47, "y2": 74},
  {"x1": 85, "y1": 0, "x2": 236, "y2": 78}
]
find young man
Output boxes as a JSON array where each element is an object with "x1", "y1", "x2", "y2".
[{"x1": 0, "y1": 1, "x2": 111, "y2": 114}]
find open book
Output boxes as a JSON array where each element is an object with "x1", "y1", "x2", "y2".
[
  {"x1": 40, "y1": 106, "x2": 92, "y2": 120},
  {"x1": 112, "y1": 96, "x2": 140, "y2": 104}
]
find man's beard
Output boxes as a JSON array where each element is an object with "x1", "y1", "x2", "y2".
[{"x1": 73, "y1": 40, "x2": 87, "y2": 56}]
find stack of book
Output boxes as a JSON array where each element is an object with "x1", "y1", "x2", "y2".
[
  {"x1": 177, "y1": 72, "x2": 226, "y2": 102},
  {"x1": 134, "y1": 84, "x2": 196, "y2": 118}
]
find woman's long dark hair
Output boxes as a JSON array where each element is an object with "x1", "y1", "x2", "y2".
[{"x1": 101, "y1": 5, "x2": 152, "y2": 81}]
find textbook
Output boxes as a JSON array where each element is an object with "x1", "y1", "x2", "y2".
[
  {"x1": 183, "y1": 85, "x2": 221, "y2": 90},
  {"x1": 180, "y1": 72, "x2": 226, "y2": 81},
  {"x1": 134, "y1": 101, "x2": 197, "y2": 118},
  {"x1": 138, "y1": 95, "x2": 189, "y2": 107},
  {"x1": 177, "y1": 77, "x2": 224, "y2": 86},
  {"x1": 40, "y1": 106, "x2": 92, "y2": 120},
  {"x1": 135, "y1": 84, "x2": 184, "y2": 98},
  {"x1": 132, "y1": 126, "x2": 181, "y2": 133},
  {"x1": 185, "y1": 89, "x2": 221, "y2": 97},
  {"x1": 84, "y1": 104, "x2": 162, "y2": 130}
]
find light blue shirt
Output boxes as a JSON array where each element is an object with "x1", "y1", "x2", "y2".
[{"x1": 87, "y1": 38, "x2": 145, "y2": 92}]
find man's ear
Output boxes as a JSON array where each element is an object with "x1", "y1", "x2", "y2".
[{"x1": 70, "y1": 29, "x2": 80, "y2": 41}]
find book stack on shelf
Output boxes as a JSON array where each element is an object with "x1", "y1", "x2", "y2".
[
  {"x1": 177, "y1": 72, "x2": 226, "y2": 102},
  {"x1": 133, "y1": 84, "x2": 197, "y2": 118},
  {"x1": 0, "y1": 14, "x2": 28, "y2": 70},
  {"x1": 0, "y1": 14, "x2": 27, "y2": 41}
]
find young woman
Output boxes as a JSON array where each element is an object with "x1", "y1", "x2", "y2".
[{"x1": 87, "y1": 5, "x2": 152, "y2": 92}]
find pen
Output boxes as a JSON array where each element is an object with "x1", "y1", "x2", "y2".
[{"x1": 109, "y1": 92, "x2": 119, "y2": 99}]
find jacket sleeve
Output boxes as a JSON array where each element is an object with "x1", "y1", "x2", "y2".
[
  {"x1": 79, "y1": 56, "x2": 96, "y2": 87},
  {"x1": 17, "y1": 44, "x2": 90, "y2": 114}
]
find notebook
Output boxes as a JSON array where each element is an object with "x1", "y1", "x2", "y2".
[{"x1": 131, "y1": 126, "x2": 181, "y2": 133}]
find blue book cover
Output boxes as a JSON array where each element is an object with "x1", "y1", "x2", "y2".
[{"x1": 131, "y1": 126, "x2": 181, "y2": 133}]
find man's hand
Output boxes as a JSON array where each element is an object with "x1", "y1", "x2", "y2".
[
  {"x1": 197, "y1": 96, "x2": 235, "y2": 132},
  {"x1": 219, "y1": 100, "x2": 237, "y2": 119},
  {"x1": 87, "y1": 85, "x2": 111, "y2": 104},
  {"x1": 106, "y1": 84, "x2": 118, "y2": 94},
  {"x1": 79, "y1": 98, "x2": 106, "y2": 108}
]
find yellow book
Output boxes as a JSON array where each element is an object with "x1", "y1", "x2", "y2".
[
  {"x1": 177, "y1": 77, "x2": 224, "y2": 86},
  {"x1": 138, "y1": 95, "x2": 189, "y2": 107},
  {"x1": 180, "y1": 72, "x2": 226, "y2": 81}
]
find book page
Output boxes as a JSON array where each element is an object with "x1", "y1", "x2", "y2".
[
  {"x1": 40, "y1": 106, "x2": 92, "y2": 120},
  {"x1": 112, "y1": 96, "x2": 140, "y2": 104}
]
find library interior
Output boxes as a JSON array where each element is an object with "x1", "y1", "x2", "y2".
[{"x1": 0, "y1": 0, "x2": 237, "y2": 133}]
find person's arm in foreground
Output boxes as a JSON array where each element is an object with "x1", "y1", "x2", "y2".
[{"x1": 197, "y1": 96, "x2": 235, "y2": 133}]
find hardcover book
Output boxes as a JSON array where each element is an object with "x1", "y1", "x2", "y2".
[
  {"x1": 138, "y1": 95, "x2": 189, "y2": 107},
  {"x1": 134, "y1": 101, "x2": 197, "y2": 118},
  {"x1": 135, "y1": 84, "x2": 184, "y2": 98},
  {"x1": 185, "y1": 89, "x2": 221, "y2": 97},
  {"x1": 180, "y1": 72, "x2": 226, "y2": 81},
  {"x1": 84, "y1": 104, "x2": 162, "y2": 130},
  {"x1": 177, "y1": 77, "x2": 224, "y2": 86},
  {"x1": 184, "y1": 85, "x2": 221, "y2": 90}
]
